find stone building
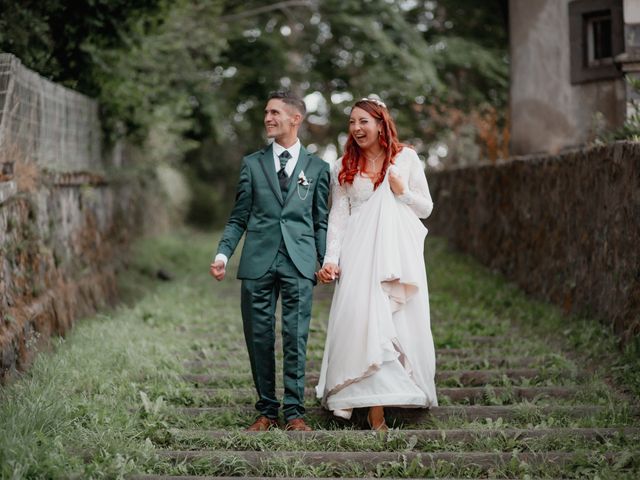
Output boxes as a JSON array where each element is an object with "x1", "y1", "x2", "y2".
[{"x1": 509, "y1": 0, "x2": 640, "y2": 154}]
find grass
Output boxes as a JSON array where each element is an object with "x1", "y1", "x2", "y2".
[
  {"x1": 149, "y1": 450, "x2": 640, "y2": 479},
  {"x1": 426, "y1": 238, "x2": 640, "y2": 399},
  {"x1": 0, "y1": 229, "x2": 216, "y2": 479},
  {"x1": 166, "y1": 428, "x2": 640, "y2": 454},
  {"x1": 0, "y1": 228, "x2": 638, "y2": 478}
]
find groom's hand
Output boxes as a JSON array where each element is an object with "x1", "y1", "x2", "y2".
[
  {"x1": 209, "y1": 260, "x2": 226, "y2": 281},
  {"x1": 317, "y1": 263, "x2": 340, "y2": 283}
]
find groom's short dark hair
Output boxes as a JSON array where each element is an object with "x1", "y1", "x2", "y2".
[{"x1": 268, "y1": 90, "x2": 306, "y2": 117}]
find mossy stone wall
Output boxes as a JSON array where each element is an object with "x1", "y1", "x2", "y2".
[{"x1": 428, "y1": 141, "x2": 640, "y2": 343}]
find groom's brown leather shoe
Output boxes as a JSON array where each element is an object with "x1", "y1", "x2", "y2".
[
  {"x1": 246, "y1": 416, "x2": 278, "y2": 431},
  {"x1": 285, "y1": 418, "x2": 313, "y2": 431}
]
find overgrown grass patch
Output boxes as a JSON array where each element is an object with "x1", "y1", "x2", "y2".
[
  {"x1": 1, "y1": 229, "x2": 638, "y2": 478},
  {"x1": 150, "y1": 450, "x2": 639, "y2": 479},
  {"x1": 166, "y1": 428, "x2": 640, "y2": 454},
  {"x1": 426, "y1": 237, "x2": 640, "y2": 398},
  {"x1": 0, "y1": 310, "x2": 181, "y2": 478},
  {"x1": 0, "y1": 229, "x2": 221, "y2": 478}
]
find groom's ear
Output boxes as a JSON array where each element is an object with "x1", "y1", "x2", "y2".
[
  {"x1": 291, "y1": 112, "x2": 302, "y2": 127},
  {"x1": 285, "y1": 104, "x2": 303, "y2": 127}
]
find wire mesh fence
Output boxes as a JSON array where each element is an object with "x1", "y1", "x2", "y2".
[{"x1": 0, "y1": 53, "x2": 103, "y2": 173}]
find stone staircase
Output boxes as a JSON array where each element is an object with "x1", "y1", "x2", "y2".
[{"x1": 129, "y1": 281, "x2": 640, "y2": 479}]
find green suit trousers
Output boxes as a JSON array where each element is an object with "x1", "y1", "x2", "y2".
[{"x1": 241, "y1": 249, "x2": 314, "y2": 421}]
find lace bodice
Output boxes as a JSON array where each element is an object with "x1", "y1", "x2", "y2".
[{"x1": 323, "y1": 147, "x2": 434, "y2": 265}]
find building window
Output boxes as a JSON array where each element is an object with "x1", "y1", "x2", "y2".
[
  {"x1": 569, "y1": 0, "x2": 623, "y2": 84},
  {"x1": 586, "y1": 11, "x2": 613, "y2": 66}
]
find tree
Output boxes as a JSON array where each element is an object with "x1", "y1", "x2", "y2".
[{"x1": 0, "y1": 0, "x2": 510, "y2": 223}]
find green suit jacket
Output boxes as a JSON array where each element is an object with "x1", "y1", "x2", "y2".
[{"x1": 217, "y1": 144, "x2": 331, "y2": 281}]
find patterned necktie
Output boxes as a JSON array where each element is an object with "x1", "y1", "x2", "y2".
[
  {"x1": 278, "y1": 150, "x2": 291, "y2": 195},
  {"x1": 279, "y1": 150, "x2": 291, "y2": 170}
]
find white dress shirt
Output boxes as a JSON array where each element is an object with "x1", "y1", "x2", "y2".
[
  {"x1": 272, "y1": 139, "x2": 301, "y2": 177},
  {"x1": 214, "y1": 139, "x2": 302, "y2": 266}
]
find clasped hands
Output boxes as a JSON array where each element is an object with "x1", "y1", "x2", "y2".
[{"x1": 316, "y1": 262, "x2": 340, "y2": 284}]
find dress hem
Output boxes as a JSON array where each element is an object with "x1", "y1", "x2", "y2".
[{"x1": 327, "y1": 392, "x2": 430, "y2": 414}]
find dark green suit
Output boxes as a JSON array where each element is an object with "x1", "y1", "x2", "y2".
[{"x1": 217, "y1": 143, "x2": 330, "y2": 420}]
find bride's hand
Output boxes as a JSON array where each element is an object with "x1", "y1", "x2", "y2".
[
  {"x1": 388, "y1": 167, "x2": 406, "y2": 196},
  {"x1": 316, "y1": 268, "x2": 329, "y2": 283}
]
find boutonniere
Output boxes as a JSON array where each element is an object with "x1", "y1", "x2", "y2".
[{"x1": 297, "y1": 170, "x2": 311, "y2": 187}]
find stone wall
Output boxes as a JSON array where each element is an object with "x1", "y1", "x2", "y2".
[
  {"x1": 0, "y1": 55, "x2": 169, "y2": 380},
  {"x1": 427, "y1": 141, "x2": 640, "y2": 343}
]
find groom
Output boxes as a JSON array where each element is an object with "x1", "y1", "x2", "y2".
[{"x1": 209, "y1": 91, "x2": 330, "y2": 431}]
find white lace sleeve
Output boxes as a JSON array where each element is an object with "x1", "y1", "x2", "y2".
[
  {"x1": 397, "y1": 150, "x2": 434, "y2": 219},
  {"x1": 323, "y1": 164, "x2": 349, "y2": 266}
]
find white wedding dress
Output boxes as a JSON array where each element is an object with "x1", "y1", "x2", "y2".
[{"x1": 315, "y1": 147, "x2": 438, "y2": 419}]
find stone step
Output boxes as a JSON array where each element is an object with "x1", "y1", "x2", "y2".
[
  {"x1": 182, "y1": 369, "x2": 547, "y2": 387},
  {"x1": 153, "y1": 449, "x2": 625, "y2": 471},
  {"x1": 189, "y1": 333, "x2": 509, "y2": 342},
  {"x1": 191, "y1": 346, "x2": 533, "y2": 360},
  {"x1": 435, "y1": 347, "x2": 545, "y2": 357},
  {"x1": 183, "y1": 356, "x2": 553, "y2": 371},
  {"x1": 170, "y1": 426, "x2": 640, "y2": 443},
  {"x1": 184, "y1": 386, "x2": 580, "y2": 404},
  {"x1": 171, "y1": 405, "x2": 608, "y2": 424},
  {"x1": 188, "y1": 333, "x2": 516, "y2": 360},
  {"x1": 131, "y1": 476, "x2": 473, "y2": 480}
]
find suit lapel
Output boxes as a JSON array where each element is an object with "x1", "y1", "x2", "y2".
[
  {"x1": 284, "y1": 147, "x2": 312, "y2": 208},
  {"x1": 258, "y1": 144, "x2": 284, "y2": 205}
]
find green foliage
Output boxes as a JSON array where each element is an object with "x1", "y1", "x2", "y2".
[
  {"x1": 0, "y1": 0, "x2": 226, "y2": 152},
  {"x1": 88, "y1": 0, "x2": 227, "y2": 151},
  {"x1": 182, "y1": 0, "x2": 509, "y2": 224},
  {"x1": 0, "y1": 0, "x2": 164, "y2": 89},
  {"x1": 0, "y1": 1, "x2": 509, "y2": 223}
]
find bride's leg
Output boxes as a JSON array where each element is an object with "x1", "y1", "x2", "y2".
[{"x1": 367, "y1": 406, "x2": 388, "y2": 431}]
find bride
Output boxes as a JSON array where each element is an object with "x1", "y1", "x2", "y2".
[{"x1": 315, "y1": 97, "x2": 437, "y2": 431}]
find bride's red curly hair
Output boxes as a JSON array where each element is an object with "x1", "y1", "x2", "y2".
[{"x1": 338, "y1": 98, "x2": 403, "y2": 190}]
